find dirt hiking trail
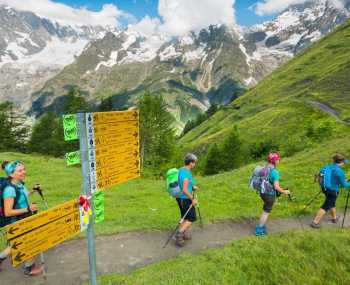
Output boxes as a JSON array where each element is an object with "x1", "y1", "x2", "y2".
[{"x1": 1, "y1": 216, "x2": 349, "y2": 285}]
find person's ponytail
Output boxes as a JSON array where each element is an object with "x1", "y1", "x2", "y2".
[{"x1": 1, "y1": 160, "x2": 9, "y2": 170}]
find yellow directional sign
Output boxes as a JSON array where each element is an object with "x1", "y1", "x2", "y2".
[
  {"x1": 96, "y1": 163, "x2": 140, "y2": 181},
  {"x1": 88, "y1": 110, "x2": 140, "y2": 191},
  {"x1": 6, "y1": 200, "x2": 78, "y2": 240},
  {"x1": 10, "y1": 211, "x2": 80, "y2": 267},
  {"x1": 97, "y1": 169, "x2": 140, "y2": 189},
  {"x1": 93, "y1": 110, "x2": 139, "y2": 124},
  {"x1": 94, "y1": 131, "x2": 139, "y2": 148},
  {"x1": 93, "y1": 124, "x2": 138, "y2": 137},
  {"x1": 95, "y1": 143, "x2": 139, "y2": 159}
]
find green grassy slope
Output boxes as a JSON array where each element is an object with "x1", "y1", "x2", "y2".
[
  {"x1": 180, "y1": 20, "x2": 350, "y2": 151},
  {"x1": 99, "y1": 229, "x2": 350, "y2": 285},
  {"x1": 1, "y1": 133, "x2": 349, "y2": 236}
]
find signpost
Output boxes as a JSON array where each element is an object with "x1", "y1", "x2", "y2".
[
  {"x1": 4, "y1": 110, "x2": 140, "y2": 283},
  {"x1": 6, "y1": 200, "x2": 80, "y2": 267}
]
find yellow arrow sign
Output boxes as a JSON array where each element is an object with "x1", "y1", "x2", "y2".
[
  {"x1": 6, "y1": 200, "x2": 78, "y2": 240},
  {"x1": 95, "y1": 151, "x2": 140, "y2": 169},
  {"x1": 96, "y1": 164, "x2": 140, "y2": 181},
  {"x1": 95, "y1": 133, "x2": 139, "y2": 149},
  {"x1": 93, "y1": 124, "x2": 139, "y2": 137},
  {"x1": 97, "y1": 170, "x2": 140, "y2": 189},
  {"x1": 10, "y1": 211, "x2": 80, "y2": 267},
  {"x1": 93, "y1": 110, "x2": 139, "y2": 124},
  {"x1": 95, "y1": 143, "x2": 139, "y2": 159}
]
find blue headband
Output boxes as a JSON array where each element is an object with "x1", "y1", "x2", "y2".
[{"x1": 4, "y1": 160, "x2": 23, "y2": 177}]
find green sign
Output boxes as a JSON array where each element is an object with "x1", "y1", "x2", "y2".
[
  {"x1": 93, "y1": 191, "x2": 104, "y2": 224},
  {"x1": 66, "y1": 151, "x2": 81, "y2": 166},
  {"x1": 63, "y1": 114, "x2": 78, "y2": 141}
]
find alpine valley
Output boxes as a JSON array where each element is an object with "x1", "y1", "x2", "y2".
[{"x1": 1, "y1": 0, "x2": 349, "y2": 130}]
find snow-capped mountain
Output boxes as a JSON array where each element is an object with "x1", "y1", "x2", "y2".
[
  {"x1": 1, "y1": 0, "x2": 349, "y2": 130},
  {"x1": 0, "y1": 5, "x2": 115, "y2": 110},
  {"x1": 243, "y1": 0, "x2": 350, "y2": 64}
]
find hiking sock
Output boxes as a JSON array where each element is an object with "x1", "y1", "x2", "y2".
[{"x1": 0, "y1": 252, "x2": 8, "y2": 260}]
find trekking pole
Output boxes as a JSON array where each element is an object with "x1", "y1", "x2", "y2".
[
  {"x1": 297, "y1": 190, "x2": 323, "y2": 229},
  {"x1": 342, "y1": 189, "x2": 350, "y2": 228},
  {"x1": 163, "y1": 205, "x2": 193, "y2": 249},
  {"x1": 194, "y1": 193, "x2": 203, "y2": 228},
  {"x1": 33, "y1": 184, "x2": 48, "y2": 280}
]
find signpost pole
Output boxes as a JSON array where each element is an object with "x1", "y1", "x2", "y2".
[{"x1": 77, "y1": 113, "x2": 98, "y2": 285}]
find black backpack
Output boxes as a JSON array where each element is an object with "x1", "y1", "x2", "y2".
[{"x1": 0, "y1": 177, "x2": 23, "y2": 228}]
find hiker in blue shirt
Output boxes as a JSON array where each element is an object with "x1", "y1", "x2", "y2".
[
  {"x1": 175, "y1": 153, "x2": 199, "y2": 247},
  {"x1": 311, "y1": 154, "x2": 350, "y2": 228},
  {"x1": 0, "y1": 160, "x2": 43, "y2": 276}
]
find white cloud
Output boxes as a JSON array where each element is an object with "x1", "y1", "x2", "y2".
[
  {"x1": 253, "y1": 0, "x2": 346, "y2": 16},
  {"x1": 158, "y1": 0, "x2": 236, "y2": 37},
  {"x1": 130, "y1": 15, "x2": 161, "y2": 38},
  {"x1": 0, "y1": 0, "x2": 132, "y2": 27}
]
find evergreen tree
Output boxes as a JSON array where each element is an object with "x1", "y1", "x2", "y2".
[
  {"x1": 203, "y1": 144, "x2": 223, "y2": 175},
  {"x1": 138, "y1": 91, "x2": 177, "y2": 174},
  {"x1": 28, "y1": 112, "x2": 59, "y2": 155},
  {"x1": 0, "y1": 102, "x2": 29, "y2": 152},
  {"x1": 62, "y1": 87, "x2": 90, "y2": 114},
  {"x1": 221, "y1": 127, "x2": 242, "y2": 171},
  {"x1": 98, "y1": 97, "x2": 114, "y2": 112}
]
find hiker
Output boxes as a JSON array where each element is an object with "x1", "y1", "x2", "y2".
[
  {"x1": 311, "y1": 154, "x2": 350, "y2": 228},
  {"x1": 255, "y1": 153, "x2": 290, "y2": 236},
  {"x1": 0, "y1": 160, "x2": 43, "y2": 276},
  {"x1": 175, "y1": 153, "x2": 199, "y2": 247}
]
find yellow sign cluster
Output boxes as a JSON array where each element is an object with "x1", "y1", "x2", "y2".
[
  {"x1": 88, "y1": 110, "x2": 140, "y2": 191},
  {"x1": 6, "y1": 200, "x2": 80, "y2": 267}
]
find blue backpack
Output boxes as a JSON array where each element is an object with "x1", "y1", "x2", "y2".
[
  {"x1": 317, "y1": 165, "x2": 337, "y2": 191},
  {"x1": 0, "y1": 178, "x2": 22, "y2": 228}
]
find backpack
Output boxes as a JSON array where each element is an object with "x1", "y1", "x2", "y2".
[
  {"x1": 249, "y1": 166, "x2": 274, "y2": 194},
  {"x1": 0, "y1": 178, "x2": 23, "y2": 228},
  {"x1": 166, "y1": 168, "x2": 183, "y2": 198},
  {"x1": 316, "y1": 165, "x2": 337, "y2": 191}
]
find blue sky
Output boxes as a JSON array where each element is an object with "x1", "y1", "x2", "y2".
[{"x1": 56, "y1": 0, "x2": 275, "y2": 27}]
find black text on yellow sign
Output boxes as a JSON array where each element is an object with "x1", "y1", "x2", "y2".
[
  {"x1": 93, "y1": 110, "x2": 139, "y2": 124},
  {"x1": 97, "y1": 169, "x2": 140, "y2": 189},
  {"x1": 10, "y1": 211, "x2": 80, "y2": 267},
  {"x1": 6, "y1": 200, "x2": 78, "y2": 240}
]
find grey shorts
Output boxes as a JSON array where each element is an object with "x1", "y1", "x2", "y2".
[{"x1": 260, "y1": 193, "x2": 276, "y2": 213}]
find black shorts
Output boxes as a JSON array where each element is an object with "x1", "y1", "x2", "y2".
[
  {"x1": 321, "y1": 190, "x2": 338, "y2": 211},
  {"x1": 260, "y1": 193, "x2": 276, "y2": 213},
  {"x1": 176, "y1": 198, "x2": 197, "y2": 222}
]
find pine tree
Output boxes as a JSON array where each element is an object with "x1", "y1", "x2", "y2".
[
  {"x1": 138, "y1": 91, "x2": 176, "y2": 174},
  {"x1": 204, "y1": 144, "x2": 223, "y2": 175},
  {"x1": 0, "y1": 102, "x2": 29, "y2": 152},
  {"x1": 221, "y1": 126, "x2": 242, "y2": 171}
]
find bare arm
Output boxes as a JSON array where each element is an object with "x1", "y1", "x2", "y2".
[
  {"x1": 4, "y1": 197, "x2": 29, "y2": 217},
  {"x1": 274, "y1": 181, "x2": 289, "y2": 195},
  {"x1": 182, "y1": 179, "x2": 194, "y2": 200}
]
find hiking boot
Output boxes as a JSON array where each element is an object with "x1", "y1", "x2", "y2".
[
  {"x1": 175, "y1": 232, "x2": 185, "y2": 247},
  {"x1": 331, "y1": 216, "x2": 339, "y2": 224},
  {"x1": 183, "y1": 231, "x2": 192, "y2": 240},
  {"x1": 24, "y1": 263, "x2": 43, "y2": 277},
  {"x1": 255, "y1": 224, "x2": 266, "y2": 236},
  {"x1": 310, "y1": 221, "x2": 321, "y2": 229}
]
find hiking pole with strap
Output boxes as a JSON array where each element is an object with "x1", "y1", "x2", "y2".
[
  {"x1": 195, "y1": 194, "x2": 203, "y2": 228},
  {"x1": 163, "y1": 204, "x2": 193, "y2": 249},
  {"x1": 33, "y1": 184, "x2": 48, "y2": 280},
  {"x1": 297, "y1": 190, "x2": 323, "y2": 229},
  {"x1": 342, "y1": 188, "x2": 350, "y2": 228}
]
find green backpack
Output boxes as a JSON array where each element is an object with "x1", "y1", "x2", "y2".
[{"x1": 166, "y1": 168, "x2": 182, "y2": 198}]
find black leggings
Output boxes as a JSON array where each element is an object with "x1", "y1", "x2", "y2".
[{"x1": 321, "y1": 190, "x2": 338, "y2": 211}]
